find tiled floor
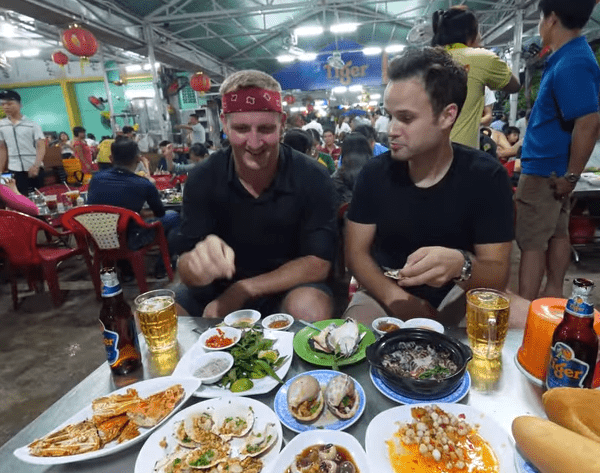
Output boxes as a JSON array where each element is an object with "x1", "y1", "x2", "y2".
[{"x1": 1, "y1": 243, "x2": 600, "y2": 447}]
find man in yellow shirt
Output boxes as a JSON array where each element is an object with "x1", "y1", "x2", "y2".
[
  {"x1": 96, "y1": 136, "x2": 115, "y2": 170},
  {"x1": 432, "y1": 6, "x2": 521, "y2": 148}
]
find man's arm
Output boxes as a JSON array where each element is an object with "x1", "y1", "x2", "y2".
[
  {"x1": 345, "y1": 220, "x2": 436, "y2": 319},
  {"x1": 0, "y1": 141, "x2": 7, "y2": 172},
  {"x1": 175, "y1": 124, "x2": 193, "y2": 131},
  {"x1": 481, "y1": 105, "x2": 493, "y2": 127},
  {"x1": 28, "y1": 139, "x2": 46, "y2": 177},
  {"x1": 500, "y1": 74, "x2": 521, "y2": 94},
  {"x1": 552, "y1": 112, "x2": 600, "y2": 198}
]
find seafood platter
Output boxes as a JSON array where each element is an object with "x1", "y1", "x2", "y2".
[
  {"x1": 293, "y1": 318, "x2": 376, "y2": 367},
  {"x1": 274, "y1": 370, "x2": 366, "y2": 433},
  {"x1": 135, "y1": 396, "x2": 283, "y2": 473},
  {"x1": 13, "y1": 377, "x2": 200, "y2": 465}
]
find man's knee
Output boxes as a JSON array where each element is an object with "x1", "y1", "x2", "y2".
[{"x1": 282, "y1": 286, "x2": 332, "y2": 322}]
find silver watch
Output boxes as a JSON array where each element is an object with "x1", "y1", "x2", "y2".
[{"x1": 454, "y1": 249, "x2": 472, "y2": 282}]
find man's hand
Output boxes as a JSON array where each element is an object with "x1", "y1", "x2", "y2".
[
  {"x1": 397, "y1": 246, "x2": 464, "y2": 288},
  {"x1": 163, "y1": 143, "x2": 175, "y2": 161},
  {"x1": 387, "y1": 292, "x2": 437, "y2": 319},
  {"x1": 549, "y1": 175, "x2": 575, "y2": 201},
  {"x1": 180, "y1": 235, "x2": 235, "y2": 287},
  {"x1": 202, "y1": 281, "x2": 251, "y2": 318},
  {"x1": 27, "y1": 163, "x2": 40, "y2": 178}
]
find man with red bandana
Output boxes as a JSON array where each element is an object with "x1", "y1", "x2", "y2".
[{"x1": 174, "y1": 70, "x2": 337, "y2": 320}]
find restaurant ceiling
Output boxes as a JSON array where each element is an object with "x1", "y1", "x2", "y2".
[{"x1": 3, "y1": 0, "x2": 600, "y2": 84}]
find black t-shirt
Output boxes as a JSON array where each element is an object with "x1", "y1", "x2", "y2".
[
  {"x1": 347, "y1": 143, "x2": 514, "y2": 307},
  {"x1": 178, "y1": 144, "x2": 337, "y2": 280}
]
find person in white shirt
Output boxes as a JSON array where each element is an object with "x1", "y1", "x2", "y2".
[
  {"x1": 0, "y1": 89, "x2": 46, "y2": 195},
  {"x1": 175, "y1": 113, "x2": 206, "y2": 144},
  {"x1": 373, "y1": 110, "x2": 390, "y2": 134},
  {"x1": 302, "y1": 114, "x2": 323, "y2": 136},
  {"x1": 481, "y1": 87, "x2": 496, "y2": 127},
  {"x1": 336, "y1": 116, "x2": 351, "y2": 137},
  {"x1": 515, "y1": 110, "x2": 528, "y2": 138}
]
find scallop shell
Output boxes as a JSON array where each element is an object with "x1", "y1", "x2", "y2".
[
  {"x1": 174, "y1": 420, "x2": 201, "y2": 449},
  {"x1": 184, "y1": 442, "x2": 230, "y2": 470},
  {"x1": 215, "y1": 404, "x2": 254, "y2": 440},
  {"x1": 324, "y1": 374, "x2": 359, "y2": 419},
  {"x1": 154, "y1": 446, "x2": 192, "y2": 473},
  {"x1": 239, "y1": 422, "x2": 278, "y2": 458},
  {"x1": 286, "y1": 375, "x2": 324, "y2": 422},
  {"x1": 184, "y1": 411, "x2": 217, "y2": 443},
  {"x1": 216, "y1": 457, "x2": 263, "y2": 473}
]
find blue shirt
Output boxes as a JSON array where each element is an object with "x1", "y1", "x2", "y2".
[
  {"x1": 87, "y1": 167, "x2": 165, "y2": 217},
  {"x1": 373, "y1": 142, "x2": 389, "y2": 157},
  {"x1": 521, "y1": 36, "x2": 600, "y2": 176}
]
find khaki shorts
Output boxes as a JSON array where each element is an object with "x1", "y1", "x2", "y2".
[{"x1": 515, "y1": 174, "x2": 570, "y2": 251}]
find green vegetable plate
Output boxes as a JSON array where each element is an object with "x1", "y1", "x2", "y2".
[{"x1": 293, "y1": 319, "x2": 376, "y2": 367}]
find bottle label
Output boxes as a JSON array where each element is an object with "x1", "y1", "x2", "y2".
[
  {"x1": 100, "y1": 321, "x2": 119, "y2": 366},
  {"x1": 547, "y1": 341, "x2": 590, "y2": 388},
  {"x1": 101, "y1": 282, "x2": 122, "y2": 298},
  {"x1": 565, "y1": 296, "x2": 594, "y2": 318}
]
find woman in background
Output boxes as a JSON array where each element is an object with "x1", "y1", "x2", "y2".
[{"x1": 332, "y1": 133, "x2": 372, "y2": 207}]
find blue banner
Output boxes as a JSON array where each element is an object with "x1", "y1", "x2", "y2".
[{"x1": 273, "y1": 40, "x2": 385, "y2": 91}]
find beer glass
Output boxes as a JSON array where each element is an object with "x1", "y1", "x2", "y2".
[
  {"x1": 466, "y1": 288, "x2": 510, "y2": 359},
  {"x1": 44, "y1": 194, "x2": 58, "y2": 213},
  {"x1": 65, "y1": 190, "x2": 80, "y2": 206},
  {"x1": 135, "y1": 289, "x2": 178, "y2": 352}
]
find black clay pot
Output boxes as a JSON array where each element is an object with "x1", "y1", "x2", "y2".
[{"x1": 366, "y1": 328, "x2": 472, "y2": 400}]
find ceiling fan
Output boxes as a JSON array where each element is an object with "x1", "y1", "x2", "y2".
[
  {"x1": 88, "y1": 96, "x2": 107, "y2": 110},
  {"x1": 327, "y1": 51, "x2": 345, "y2": 69},
  {"x1": 406, "y1": 19, "x2": 434, "y2": 46}
]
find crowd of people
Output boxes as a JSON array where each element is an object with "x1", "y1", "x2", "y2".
[{"x1": 0, "y1": 0, "x2": 598, "y2": 329}]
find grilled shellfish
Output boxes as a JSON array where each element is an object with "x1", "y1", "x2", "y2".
[
  {"x1": 287, "y1": 375, "x2": 324, "y2": 422},
  {"x1": 310, "y1": 318, "x2": 365, "y2": 358},
  {"x1": 324, "y1": 374, "x2": 359, "y2": 419},
  {"x1": 239, "y1": 422, "x2": 278, "y2": 457}
]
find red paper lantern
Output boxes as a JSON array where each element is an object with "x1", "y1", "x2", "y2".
[
  {"x1": 190, "y1": 72, "x2": 211, "y2": 93},
  {"x1": 62, "y1": 25, "x2": 98, "y2": 58},
  {"x1": 284, "y1": 94, "x2": 295, "y2": 105},
  {"x1": 51, "y1": 51, "x2": 69, "y2": 67}
]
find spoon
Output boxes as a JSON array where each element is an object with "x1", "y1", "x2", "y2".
[{"x1": 298, "y1": 319, "x2": 322, "y2": 332}]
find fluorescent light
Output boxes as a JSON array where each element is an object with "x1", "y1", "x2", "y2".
[
  {"x1": 330, "y1": 23, "x2": 358, "y2": 34},
  {"x1": 385, "y1": 44, "x2": 405, "y2": 53},
  {"x1": 332, "y1": 86, "x2": 347, "y2": 94},
  {"x1": 125, "y1": 64, "x2": 143, "y2": 73},
  {"x1": 22, "y1": 48, "x2": 39, "y2": 57},
  {"x1": 371, "y1": 93, "x2": 381, "y2": 99},
  {"x1": 0, "y1": 23, "x2": 16, "y2": 38},
  {"x1": 277, "y1": 54, "x2": 296, "y2": 63},
  {"x1": 294, "y1": 26, "x2": 323, "y2": 37},
  {"x1": 369, "y1": 101, "x2": 378, "y2": 106},
  {"x1": 298, "y1": 52, "x2": 316, "y2": 61},
  {"x1": 282, "y1": 101, "x2": 288, "y2": 106},
  {"x1": 5, "y1": 50, "x2": 21, "y2": 58},
  {"x1": 290, "y1": 107, "x2": 302, "y2": 112},
  {"x1": 314, "y1": 99, "x2": 325, "y2": 106},
  {"x1": 142, "y1": 62, "x2": 160, "y2": 71},
  {"x1": 363, "y1": 47, "x2": 382, "y2": 56},
  {"x1": 125, "y1": 89, "x2": 156, "y2": 99},
  {"x1": 349, "y1": 85, "x2": 363, "y2": 92}
]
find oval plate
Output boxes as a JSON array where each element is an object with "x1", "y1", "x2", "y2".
[
  {"x1": 273, "y1": 369, "x2": 365, "y2": 433},
  {"x1": 293, "y1": 319, "x2": 375, "y2": 367}
]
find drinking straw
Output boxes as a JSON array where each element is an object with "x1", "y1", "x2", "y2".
[
  {"x1": 63, "y1": 181, "x2": 72, "y2": 192},
  {"x1": 34, "y1": 188, "x2": 45, "y2": 197}
]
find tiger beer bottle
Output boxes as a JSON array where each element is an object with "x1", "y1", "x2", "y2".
[
  {"x1": 546, "y1": 278, "x2": 599, "y2": 389},
  {"x1": 99, "y1": 268, "x2": 142, "y2": 375}
]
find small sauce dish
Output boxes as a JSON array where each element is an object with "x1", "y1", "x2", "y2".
[
  {"x1": 192, "y1": 352, "x2": 234, "y2": 384},
  {"x1": 372, "y1": 317, "x2": 405, "y2": 337},
  {"x1": 199, "y1": 326, "x2": 242, "y2": 351},
  {"x1": 402, "y1": 318, "x2": 445, "y2": 334},
  {"x1": 262, "y1": 313, "x2": 294, "y2": 331},
  {"x1": 224, "y1": 309, "x2": 261, "y2": 328}
]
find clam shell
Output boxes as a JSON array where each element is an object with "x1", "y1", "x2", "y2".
[
  {"x1": 326, "y1": 318, "x2": 365, "y2": 358},
  {"x1": 324, "y1": 374, "x2": 359, "y2": 419},
  {"x1": 215, "y1": 404, "x2": 254, "y2": 440},
  {"x1": 184, "y1": 411, "x2": 217, "y2": 443},
  {"x1": 286, "y1": 375, "x2": 324, "y2": 422},
  {"x1": 239, "y1": 422, "x2": 278, "y2": 458},
  {"x1": 174, "y1": 420, "x2": 201, "y2": 449},
  {"x1": 154, "y1": 446, "x2": 192, "y2": 473},
  {"x1": 184, "y1": 442, "x2": 230, "y2": 470},
  {"x1": 216, "y1": 457, "x2": 263, "y2": 473}
]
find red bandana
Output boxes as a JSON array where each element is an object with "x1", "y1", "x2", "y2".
[{"x1": 222, "y1": 87, "x2": 283, "y2": 114}]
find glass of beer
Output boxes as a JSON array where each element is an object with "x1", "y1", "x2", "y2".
[
  {"x1": 65, "y1": 190, "x2": 80, "y2": 206},
  {"x1": 135, "y1": 289, "x2": 178, "y2": 353},
  {"x1": 44, "y1": 194, "x2": 58, "y2": 213},
  {"x1": 466, "y1": 288, "x2": 510, "y2": 359}
]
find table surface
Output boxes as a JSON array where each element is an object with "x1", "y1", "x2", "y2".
[
  {"x1": 573, "y1": 177, "x2": 600, "y2": 199},
  {"x1": 0, "y1": 318, "x2": 544, "y2": 473}
]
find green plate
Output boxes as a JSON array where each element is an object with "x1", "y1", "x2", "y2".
[{"x1": 293, "y1": 319, "x2": 376, "y2": 367}]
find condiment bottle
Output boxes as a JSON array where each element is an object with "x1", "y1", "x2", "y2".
[
  {"x1": 99, "y1": 268, "x2": 142, "y2": 375},
  {"x1": 546, "y1": 278, "x2": 599, "y2": 389}
]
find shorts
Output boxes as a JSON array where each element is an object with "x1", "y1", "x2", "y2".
[
  {"x1": 175, "y1": 280, "x2": 333, "y2": 317},
  {"x1": 515, "y1": 174, "x2": 570, "y2": 251}
]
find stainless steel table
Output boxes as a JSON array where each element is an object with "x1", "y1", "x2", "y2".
[{"x1": 0, "y1": 318, "x2": 544, "y2": 473}]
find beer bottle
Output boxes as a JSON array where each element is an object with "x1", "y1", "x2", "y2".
[
  {"x1": 99, "y1": 268, "x2": 142, "y2": 375},
  {"x1": 546, "y1": 278, "x2": 599, "y2": 389}
]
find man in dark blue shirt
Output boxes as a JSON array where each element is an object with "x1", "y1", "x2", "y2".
[{"x1": 87, "y1": 138, "x2": 180, "y2": 278}]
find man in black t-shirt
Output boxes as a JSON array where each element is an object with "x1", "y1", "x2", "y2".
[
  {"x1": 175, "y1": 70, "x2": 337, "y2": 320},
  {"x1": 345, "y1": 47, "x2": 514, "y2": 326}
]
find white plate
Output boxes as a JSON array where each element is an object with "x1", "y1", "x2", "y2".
[
  {"x1": 13, "y1": 377, "x2": 201, "y2": 465},
  {"x1": 135, "y1": 396, "x2": 283, "y2": 473},
  {"x1": 365, "y1": 403, "x2": 516, "y2": 473},
  {"x1": 173, "y1": 329, "x2": 294, "y2": 397},
  {"x1": 198, "y1": 326, "x2": 242, "y2": 351},
  {"x1": 369, "y1": 366, "x2": 471, "y2": 404},
  {"x1": 264, "y1": 429, "x2": 370, "y2": 473},
  {"x1": 582, "y1": 172, "x2": 600, "y2": 186},
  {"x1": 515, "y1": 449, "x2": 539, "y2": 473},
  {"x1": 273, "y1": 370, "x2": 365, "y2": 433}
]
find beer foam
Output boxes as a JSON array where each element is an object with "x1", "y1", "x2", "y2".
[{"x1": 139, "y1": 296, "x2": 173, "y2": 312}]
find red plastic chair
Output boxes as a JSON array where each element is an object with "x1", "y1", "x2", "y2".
[
  {"x1": 0, "y1": 209, "x2": 98, "y2": 308},
  {"x1": 60, "y1": 205, "x2": 174, "y2": 294},
  {"x1": 502, "y1": 160, "x2": 516, "y2": 178}
]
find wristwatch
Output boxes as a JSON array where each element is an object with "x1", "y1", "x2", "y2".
[
  {"x1": 454, "y1": 249, "x2": 472, "y2": 283},
  {"x1": 564, "y1": 173, "x2": 580, "y2": 184}
]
